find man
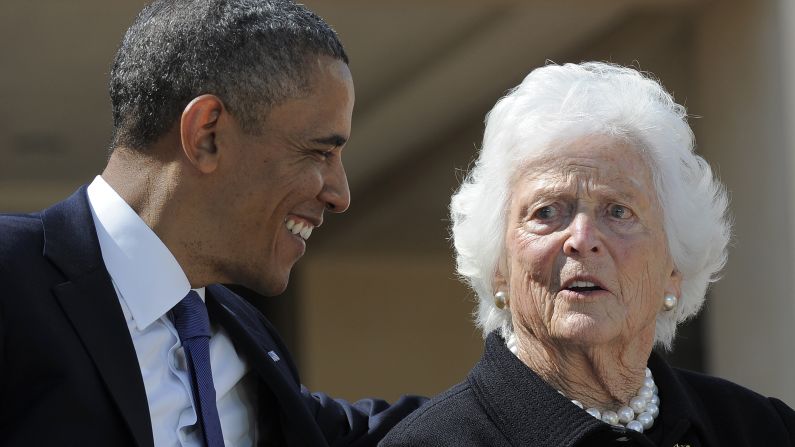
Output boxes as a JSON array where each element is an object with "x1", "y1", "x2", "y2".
[{"x1": 0, "y1": 1, "x2": 423, "y2": 445}]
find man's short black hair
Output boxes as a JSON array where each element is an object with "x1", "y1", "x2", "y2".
[{"x1": 109, "y1": 0, "x2": 348, "y2": 150}]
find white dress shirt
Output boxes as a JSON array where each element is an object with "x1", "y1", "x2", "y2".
[{"x1": 86, "y1": 176, "x2": 257, "y2": 446}]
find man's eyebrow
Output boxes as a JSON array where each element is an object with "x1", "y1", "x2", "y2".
[{"x1": 311, "y1": 134, "x2": 347, "y2": 147}]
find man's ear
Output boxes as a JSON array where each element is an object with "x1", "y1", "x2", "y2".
[{"x1": 180, "y1": 94, "x2": 225, "y2": 174}]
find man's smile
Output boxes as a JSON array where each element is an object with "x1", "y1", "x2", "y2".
[{"x1": 285, "y1": 216, "x2": 318, "y2": 241}]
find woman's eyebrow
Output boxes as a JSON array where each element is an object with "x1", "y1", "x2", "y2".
[
  {"x1": 589, "y1": 184, "x2": 647, "y2": 206},
  {"x1": 529, "y1": 182, "x2": 645, "y2": 205},
  {"x1": 527, "y1": 186, "x2": 576, "y2": 202}
]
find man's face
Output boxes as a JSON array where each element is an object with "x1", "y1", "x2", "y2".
[{"x1": 213, "y1": 56, "x2": 354, "y2": 295}]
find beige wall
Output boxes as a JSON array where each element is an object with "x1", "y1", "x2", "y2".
[
  {"x1": 300, "y1": 255, "x2": 481, "y2": 402},
  {"x1": 696, "y1": 0, "x2": 795, "y2": 404}
]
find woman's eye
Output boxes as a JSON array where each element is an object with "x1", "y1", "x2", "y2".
[
  {"x1": 608, "y1": 204, "x2": 634, "y2": 219},
  {"x1": 534, "y1": 205, "x2": 558, "y2": 220}
]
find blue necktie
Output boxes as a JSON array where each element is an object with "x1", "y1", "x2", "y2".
[{"x1": 171, "y1": 290, "x2": 225, "y2": 447}]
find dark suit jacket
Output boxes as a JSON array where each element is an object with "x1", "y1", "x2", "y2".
[
  {"x1": 0, "y1": 187, "x2": 423, "y2": 447},
  {"x1": 381, "y1": 332, "x2": 795, "y2": 447}
]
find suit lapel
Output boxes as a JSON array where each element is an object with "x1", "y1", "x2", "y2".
[
  {"x1": 43, "y1": 187, "x2": 154, "y2": 447},
  {"x1": 206, "y1": 285, "x2": 328, "y2": 446}
]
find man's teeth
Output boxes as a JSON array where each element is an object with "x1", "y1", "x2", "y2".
[
  {"x1": 570, "y1": 280, "x2": 596, "y2": 288},
  {"x1": 285, "y1": 219, "x2": 314, "y2": 240}
]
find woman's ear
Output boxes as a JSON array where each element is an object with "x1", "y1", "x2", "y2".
[
  {"x1": 492, "y1": 256, "x2": 511, "y2": 309},
  {"x1": 180, "y1": 94, "x2": 225, "y2": 174},
  {"x1": 492, "y1": 255, "x2": 510, "y2": 293},
  {"x1": 666, "y1": 268, "x2": 683, "y2": 299}
]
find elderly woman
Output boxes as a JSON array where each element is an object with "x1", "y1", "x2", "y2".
[{"x1": 381, "y1": 62, "x2": 795, "y2": 446}]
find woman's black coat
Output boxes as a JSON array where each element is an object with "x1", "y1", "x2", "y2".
[{"x1": 380, "y1": 332, "x2": 795, "y2": 447}]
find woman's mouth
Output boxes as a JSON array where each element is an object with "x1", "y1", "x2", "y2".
[
  {"x1": 565, "y1": 280, "x2": 605, "y2": 293},
  {"x1": 558, "y1": 278, "x2": 610, "y2": 300}
]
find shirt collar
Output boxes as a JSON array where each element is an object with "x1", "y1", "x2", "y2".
[{"x1": 86, "y1": 175, "x2": 205, "y2": 330}]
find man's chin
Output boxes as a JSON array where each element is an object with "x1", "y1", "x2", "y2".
[
  {"x1": 224, "y1": 266, "x2": 291, "y2": 298},
  {"x1": 220, "y1": 256, "x2": 298, "y2": 296},
  {"x1": 248, "y1": 274, "x2": 290, "y2": 297},
  {"x1": 243, "y1": 276, "x2": 289, "y2": 296}
]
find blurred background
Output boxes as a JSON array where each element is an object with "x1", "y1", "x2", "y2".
[{"x1": 2, "y1": 0, "x2": 795, "y2": 406}]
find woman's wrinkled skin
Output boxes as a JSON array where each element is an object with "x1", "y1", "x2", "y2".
[{"x1": 494, "y1": 135, "x2": 681, "y2": 409}]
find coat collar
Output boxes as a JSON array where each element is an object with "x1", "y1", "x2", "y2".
[
  {"x1": 470, "y1": 332, "x2": 717, "y2": 447},
  {"x1": 206, "y1": 284, "x2": 330, "y2": 446},
  {"x1": 647, "y1": 350, "x2": 720, "y2": 446},
  {"x1": 469, "y1": 332, "x2": 609, "y2": 446},
  {"x1": 42, "y1": 185, "x2": 105, "y2": 278},
  {"x1": 41, "y1": 186, "x2": 154, "y2": 447}
]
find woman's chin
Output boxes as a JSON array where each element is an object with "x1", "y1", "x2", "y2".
[{"x1": 549, "y1": 312, "x2": 621, "y2": 346}]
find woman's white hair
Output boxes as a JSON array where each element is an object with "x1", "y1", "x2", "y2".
[{"x1": 450, "y1": 62, "x2": 730, "y2": 350}]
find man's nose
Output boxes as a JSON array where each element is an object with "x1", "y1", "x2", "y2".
[
  {"x1": 562, "y1": 212, "x2": 602, "y2": 256},
  {"x1": 321, "y1": 160, "x2": 351, "y2": 213}
]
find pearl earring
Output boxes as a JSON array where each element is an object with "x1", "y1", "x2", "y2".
[
  {"x1": 662, "y1": 294, "x2": 678, "y2": 311},
  {"x1": 495, "y1": 291, "x2": 509, "y2": 309}
]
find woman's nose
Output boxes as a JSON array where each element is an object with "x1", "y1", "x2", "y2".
[{"x1": 562, "y1": 213, "x2": 602, "y2": 256}]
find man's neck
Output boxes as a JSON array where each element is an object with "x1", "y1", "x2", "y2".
[{"x1": 102, "y1": 146, "x2": 212, "y2": 289}]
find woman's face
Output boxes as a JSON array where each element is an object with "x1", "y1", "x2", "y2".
[{"x1": 500, "y1": 135, "x2": 680, "y2": 349}]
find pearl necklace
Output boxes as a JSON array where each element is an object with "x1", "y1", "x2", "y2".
[{"x1": 564, "y1": 368, "x2": 660, "y2": 434}]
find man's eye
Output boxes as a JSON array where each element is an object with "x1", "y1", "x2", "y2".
[
  {"x1": 608, "y1": 204, "x2": 634, "y2": 219},
  {"x1": 314, "y1": 149, "x2": 333, "y2": 159}
]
